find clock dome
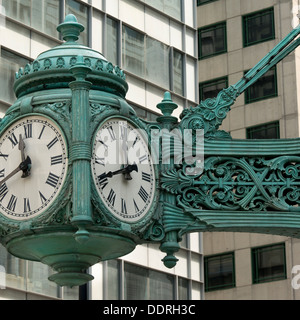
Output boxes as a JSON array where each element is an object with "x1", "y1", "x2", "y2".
[{"x1": 13, "y1": 14, "x2": 128, "y2": 99}]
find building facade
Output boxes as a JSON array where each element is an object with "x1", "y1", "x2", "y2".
[
  {"x1": 198, "y1": 0, "x2": 300, "y2": 299},
  {"x1": 0, "y1": 0, "x2": 203, "y2": 300}
]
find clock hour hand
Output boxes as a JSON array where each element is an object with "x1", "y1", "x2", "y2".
[
  {"x1": 101, "y1": 164, "x2": 138, "y2": 180},
  {"x1": 0, "y1": 156, "x2": 31, "y2": 186}
]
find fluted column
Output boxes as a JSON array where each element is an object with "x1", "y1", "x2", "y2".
[{"x1": 69, "y1": 55, "x2": 93, "y2": 243}]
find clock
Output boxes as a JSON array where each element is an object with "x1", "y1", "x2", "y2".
[
  {"x1": 91, "y1": 117, "x2": 156, "y2": 224},
  {"x1": 0, "y1": 115, "x2": 68, "y2": 220}
]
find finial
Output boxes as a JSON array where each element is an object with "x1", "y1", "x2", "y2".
[
  {"x1": 57, "y1": 14, "x2": 84, "y2": 43},
  {"x1": 156, "y1": 92, "x2": 178, "y2": 124}
]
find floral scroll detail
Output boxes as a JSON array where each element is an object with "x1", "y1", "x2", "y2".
[
  {"x1": 180, "y1": 86, "x2": 238, "y2": 139},
  {"x1": 161, "y1": 156, "x2": 300, "y2": 212}
]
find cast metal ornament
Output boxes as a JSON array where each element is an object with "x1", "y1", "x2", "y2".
[{"x1": 1, "y1": 14, "x2": 300, "y2": 286}]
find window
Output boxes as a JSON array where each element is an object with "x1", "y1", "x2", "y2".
[
  {"x1": 178, "y1": 277, "x2": 189, "y2": 299},
  {"x1": 66, "y1": 0, "x2": 89, "y2": 46},
  {"x1": 106, "y1": 260, "x2": 120, "y2": 300},
  {"x1": 244, "y1": 66, "x2": 277, "y2": 104},
  {"x1": 0, "y1": 48, "x2": 31, "y2": 105},
  {"x1": 122, "y1": 25, "x2": 184, "y2": 94},
  {"x1": 122, "y1": 25, "x2": 145, "y2": 78},
  {"x1": 2, "y1": 0, "x2": 59, "y2": 38},
  {"x1": 247, "y1": 121, "x2": 280, "y2": 139},
  {"x1": 2, "y1": 0, "x2": 31, "y2": 25},
  {"x1": 252, "y1": 243, "x2": 286, "y2": 284},
  {"x1": 146, "y1": 0, "x2": 182, "y2": 20},
  {"x1": 124, "y1": 263, "x2": 174, "y2": 300},
  {"x1": 198, "y1": 22, "x2": 227, "y2": 59},
  {"x1": 106, "y1": 17, "x2": 119, "y2": 65},
  {"x1": 204, "y1": 252, "x2": 235, "y2": 292},
  {"x1": 31, "y1": 0, "x2": 59, "y2": 38},
  {"x1": 199, "y1": 76, "x2": 228, "y2": 101},
  {"x1": 146, "y1": 37, "x2": 170, "y2": 89},
  {"x1": 173, "y1": 50, "x2": 184, "y2": 96},
  {"x1": 243, "y1": 8, "x2": 275, "y2": 47}
]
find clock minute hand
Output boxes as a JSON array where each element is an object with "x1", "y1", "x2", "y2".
[
  {"x1": 0, "y1": 156, "x2": 31, "y2": 186},
  {"x1": 18, "y1": 135, "x2": 31, "y2": 177},
  {"x1": 103, "y1": 164, "x2": 138, "y2": 179},
  {"x1": 18, "y1": 134, "x2": 26, "y2": 162}
]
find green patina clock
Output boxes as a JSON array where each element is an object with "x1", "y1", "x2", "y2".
[
  {"x1": 0, "y1": 13, "x2": 300, "y2": 287},
  {"x1": 0, "y1": 115, "x2": 68, "y2": 220},
  {"x1": 91, "y1": 117, "x2": 157, "y2": 225}
]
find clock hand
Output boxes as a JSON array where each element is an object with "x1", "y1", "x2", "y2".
[
  {"x1": 101, "y1": 164, "x2": 138, "y2": 180},
  {"x1": 121, "y1": 135, "x2": 132, "y2": 180},
  {"x1": 18, "y1": 135, "x2": 31, "y2": 178},
  {"x1": 0, "y1": 156, "x2": 31, "y2": 186},
  {"x1": 18, "y1": 134, "x2": 25, "y2": 162}
]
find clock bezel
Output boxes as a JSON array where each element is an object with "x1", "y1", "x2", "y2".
[
  {"x1": 91, "y1": 115, "x2": 159, "y2": 229},
  {"x1": 0, "y1": 113, "x2": 70, "y2": 223}
]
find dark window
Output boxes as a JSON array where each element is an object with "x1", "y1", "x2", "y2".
[
  {"x1": 243, "y1": 8, "x2": 275, "y2": 47},
  {"x1": 204, "y1": 252, "x2": 235, "y2": 292},
  {"x1": 198, "y1": 22, "x2": 227, "y2": 59},
  {"x1": 252, "y1": 243, "x2": 286, "y2": 284},
  {"x1": 244, "y1": 66, "x2": 277, "y2": 104},
  {"x1": 247, "y1": 121, "x2": 280, "y2": 139},
  {"x1": 199, "y1": 76, "x2": 228, "y2": 101}
]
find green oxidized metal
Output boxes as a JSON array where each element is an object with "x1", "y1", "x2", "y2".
[{"x1": 1, "y1": 14, "x2": 300, "y2": 286}]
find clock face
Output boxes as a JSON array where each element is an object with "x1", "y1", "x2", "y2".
[
  {"x1": 0, "y1": 115, "x2": 68, "y2": 220},
  {"x1": 91, "y1": 118, "x2": 156, "y2": 223}
]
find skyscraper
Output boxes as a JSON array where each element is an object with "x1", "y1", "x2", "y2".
[{"x1": 197, "y1": 0, "x2": 300, "y2": 300}]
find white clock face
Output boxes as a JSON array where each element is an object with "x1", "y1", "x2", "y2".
[
  {"x1": 91, "y1": 118, "x2": 156, "y2": 223},
  {"x1": 0, "y1": 115, "x2": 68, "y2": 220}
]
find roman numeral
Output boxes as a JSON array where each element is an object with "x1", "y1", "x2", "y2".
[
  {"x1": 138, "y1": 186, "x2": 149, "y2": 203},
  {"x1": 142, "y1": 172, "x2": 151, "y2": 183},
  {"x1": 46, "y1": 172, "x2": 59, "y2": 188},
  {"x1": 139, "y1": 155, "x2": 147, "y2": 163},
  {"x1": 132, "y1": 136, "x2": 139, "y2": 147},
  {"x1": 51, "y1": 155, "x2": 63, "y2": 166},
  {"x1": 38, "y1": 125, "x2": 46, "y2": 139},
  {"x1": 24, "y1": 123, "x2": 32, "y2": 139},
  {"x1": 0, "y1": 153, "x2": 8, "y2": 161},
  {"x1": 98, "y1": 174, "x2": 108, "y2": 190},
  {"x1": 23, "y1": 198, "x2": 31, "y2": 213},
  {"x1": 133, "y1": 199, "x2": 140, "y2": 213},
  {"x1": 107, "y1": 126, "x2": 116, "y2": 141},
  {"x1": 0, "y1": 184, "x2": 8, "y2": 202},
  {"x1": 120, "y1": 125, "x2": 127, "y2": 141},
  {"x1": 7, "y1": 195, "x2": 17, "y2": 212},
  {"x1": 47, "y1": 136, "x2": 58, "y2": 150},
  {"x1": 39, "y1": 191, "x2": 47, "y2": 204},
  {"x1": 107, "y1": 189, "x2": 116, "y2": 206},
  {"x1": 0, "y1": 169, "x2": 4, "y2": 178},
  {"x1": 95, "y1": 156, "x2": 105, "y2": 166},
  {"x1": 8, "y1": 133, "x2": 18, "y2": 148},
  {"x1": 98, "y1": 140, "x2": 108, "y2": 149},
  {"x1": 121, "y1": 198, "x2": 127, "y2": 214}
]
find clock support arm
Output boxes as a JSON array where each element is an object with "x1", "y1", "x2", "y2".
[{"x1": 179, "y1": 23, "x2": 300, "y2": 138}]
